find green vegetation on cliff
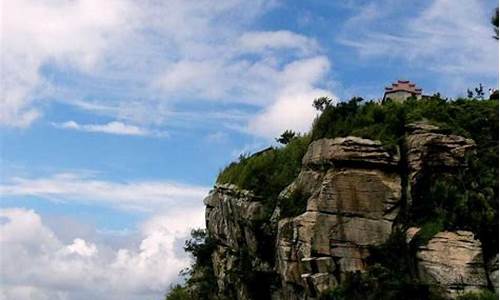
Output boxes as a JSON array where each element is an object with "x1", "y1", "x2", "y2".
[
  {"x1": 166, "y1": 96, "x2": 498, "y2": 300},
  {"x1": 217, "y1": 96, "x2": 498, "y2": 252},
  {"x1": 217, "y1": 134, "x2": 311, "y2": 212}
]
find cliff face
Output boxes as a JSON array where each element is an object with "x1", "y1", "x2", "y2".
[
  {"x1": 204, "y1": 185, "x2": 275, "y2": 299},
  {"x1": 275, "y1": 137, "x2": 401, "y2": 299},
  {"x1": 200, "y1": 123, "x2": 494, "y2": 300}
]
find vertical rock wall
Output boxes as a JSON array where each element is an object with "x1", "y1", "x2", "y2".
[
  {"x1": 275, "y1": 137, "x2": 401, "y2": 299},
  {"x1": 201, "y1": 127, "x2": 494, "y2": 300}
]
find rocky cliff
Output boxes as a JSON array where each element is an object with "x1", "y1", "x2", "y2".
[
  {"x1": 274, "y1": 137, "x2": 401, "y2": 299},
  {"x1": 195, "y1": 121, "x2": 498, "y2": 300}
]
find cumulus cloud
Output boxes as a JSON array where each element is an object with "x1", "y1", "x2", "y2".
[
  {"x1": 153, "y1": 25, "x2": 332, "y2": 138},
  {"x1": 2, "y1": 0, "x2": 333, "y2": 138},
  {"x1": 339, "y1": 0, "x2": 498, "y2": 85},
  {"x1": 0, "y1": 173, "x2": 209, "y2": 212},
  {"x1": 1, "y1": 0, "x2": 136, "y2": 127},
  {"x1": 247, "y1": 56, "x2": 334, "y2": 138},
  {"x1": 52, "y1": 121, "x2": 169, "y2": 137},
  {"x1": 0, "y1": 207, "x2": 205, "y2": 300}
]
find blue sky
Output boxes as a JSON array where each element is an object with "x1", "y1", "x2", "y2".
[{"x1": 0, "y1": 0, "x2": 498, "y2": 299}]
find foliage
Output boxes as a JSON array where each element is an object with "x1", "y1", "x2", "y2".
[
  {"x1": 312, "y1": 96, "x2": 498, "y2": 256},
  {"x1": 166, "y1": 229, "x2": 218, "y2": 300},
  {"x1": 320, "y1": 268, "x2": 442, "y2": 300},
  {"x1": 184, "y1": 229, "x2": 216, "y2": 268},
  {"x1": 492, "y1": 7, "x2": 499, "y2": 40},
  {"x1": 217, "y1": 134, "x2": 311, "y2": 212},
  {"x1": 279, "y1": 187, "x2": 311, "y2": 218},
  {"x1": 410, "y1": 218, "x2": 444, "y2": 248},
  {"x1": 456, "y1": 290, "x2": 498, "y2": 300},
  {"x1": 276, "y1": 130, "x2": 297, "y2": 145},
  {"x1": 312, "y1": 96, "x2": 498, "y2": 145},
  {"x1": 468, "y1": 84, "x2": 486, "y2": 100},
  {"x1": 165, "y1": 285, "x2": 191, "y2": 300},
  {"x1": 311, "y1": 96, "x2": 405, "y2": 152},
  {"x1": 475, "y1": 84, "x2": 485, "y2": 99},
  {"x1": 219, "y1": 96, "x2": 498, "y2": 255},
  {"x1": 211, "y1": 96, "x2": 498, "y2": 299},
  {"x1": 320, "y1": 230, "x2": 445, "y2": 300},
  {"x1": 313, "y1": 96, "x2": 334, "y2": 111}
]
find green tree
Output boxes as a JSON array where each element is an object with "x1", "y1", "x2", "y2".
[
  {"x1": 165, "y1": 285, "x2": 190, "y2": 300},
  {"x1": 492, "y1": 7, "x2": 499, "y2": 40},
  {"x1": 276, "y1": 130, "x2": 296, "y2": 145},
  {"x1": 313, "y1": 96, "x2": 333, "y2": 111},
  {"x1": 475, "y1": 83, "x2": 485, "y2": 99}
]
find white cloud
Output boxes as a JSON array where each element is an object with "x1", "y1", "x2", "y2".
[
  {"x1": 238, "y1": 30, "x2": 319, "y2": 54},
  {"x1": 2, "y1": 0, "x2": 334, "y2": 138},
  {"x1": 63, "y1": 238, "x2": 98, "y2": 257},
  {"x1": 339, "y1": 0, "x2": 498, "y2": 87},
  {"x1": 0, "y1": 207, "x2": 205, "y2": 300},
  {"x1": 0, "y1": 173, "x2": 209, "y2": 212},
  {"x1": 52, "y1": 121, "x2": 168, "y2": 137},
  {"x1": 247, "y1": 56, "x2": 334, "y2": 138},
  {"x1": 1, "y1": 0, "x2": 137, "y2": 127}
]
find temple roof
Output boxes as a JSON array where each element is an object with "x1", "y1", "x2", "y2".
[{"x1": 384, "y1": 80, "x2": 422, "y2": 95}]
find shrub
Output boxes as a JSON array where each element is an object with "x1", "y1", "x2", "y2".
[
  {"x1": 217, "y1": 134, "x2": 311, "y2": 212},
  {"x1": 184, "y1": 229, "x2": 215, "y2": 267},
  {"x1": 177, "y1": 96, "x2": 498, "y2": 300},
  {"x1": 279, "y1": 187, "x2": 311, "y2": 218},
  {"x1": 411, "y1": 218, "x2": 444, "y2": 248},
  {"x1": 165, "y1": 285, "x2": 190, "y2": 300},
  {"x1": 180, "y1": 229, "x2": 217, "y2": 299},
  {"x1": 456, "y1": 290, "x2": 498, "y2": 300},
  {"x1": 312, "y1": 96, "x2": 498, "y2": 257}
]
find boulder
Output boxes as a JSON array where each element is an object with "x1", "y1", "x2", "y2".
[
  {"x1": 416, "y1": 231, "x2": 489, "y2": 298},
  {"x1": 302, "y1": 137, "x2": 399, "y2": 168},
  {"x1": 406, "y1": 122, "x2": 475, "y2": 186}
]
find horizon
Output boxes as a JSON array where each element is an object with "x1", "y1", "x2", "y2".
[{"x1": 1, "y1": 1, "x2": 499, "y2": 299}]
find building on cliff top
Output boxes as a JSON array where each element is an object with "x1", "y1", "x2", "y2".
[{"x1": 383, "y1": 80, "x2": 423, "y2": 102}]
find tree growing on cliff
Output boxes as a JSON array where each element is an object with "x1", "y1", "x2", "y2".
[
  {"x1": 276, "y1": 130, "x2": 296, "y2": 145},
  {"x1": 313, "y1": 96, "x2": 333, "y2": 111},
  {"x1": 492, "y1": 7, "x2": 498, "y2": 40}
]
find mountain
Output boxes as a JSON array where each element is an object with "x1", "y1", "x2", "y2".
[{"x1": 167, "y1": 96, "x2": 499, "y2": 300}]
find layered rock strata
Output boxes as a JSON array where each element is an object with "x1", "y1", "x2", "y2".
[
  {"x1": 414, "y1": 231, "x2": 489, "y2": 297},
  {"x1": 204, "y1": 184, "x2": 275, "y2": 300},
  {"x1": 406, "y1": 122, "x2": 475, "y2": 187},
  {"x1": 275, "y1": 137, "x2": 401, "y2": 299},
  {"x1": 202, "y1": 130, "x2": 494, "y2": 300}
]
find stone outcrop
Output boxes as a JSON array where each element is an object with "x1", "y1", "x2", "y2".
[
  {"x1": 488, "y1": 255, "x2": 499, "y2": 292},
  {"x1": 406, "y1": 122, "x2": 475, "y2": 186},
  {"x1": 275, "y1": 137, "x2": 401, "y2": 299},
  {"x1": 302, "y1": 137, "x2": 399, "y2": 167},
  {"x1": 205, "y1": 184, "x2": 267, "y2": 253},
  {"x1": 415, "y1": 231, "x2": 489, "y2": 298},
  {"x1": 204, "y1": 184, "x2": 275, "y2": 300},
  {"x1": 200, "y1": 129, "x2": 495, "y2": 300}
]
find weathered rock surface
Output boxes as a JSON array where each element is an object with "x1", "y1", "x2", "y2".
[
  {"x1": 204, "y1": 184, "x2": 275, "y2": 300},
  {"x1": 416, "y1": 231, "x2": 488, "y2": 298},
  {"x1": 201, "y1": 131, "x2": 495, "y2": 300},
  {"x1": 488, "y1": 255, "x2": 499, "y2": 292},
  {"x1": 406, "y1": 122, "x2": 475, "y2": 186},
  {"x1": 276, "y1": 137, "x2": 401, "y2": 298},
  {"x1": 302, "y1": 136, "x2": 399, "y2": 167},
  {"x1": 205, "y1": 184, "x2": 267, "y2": 252}
]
